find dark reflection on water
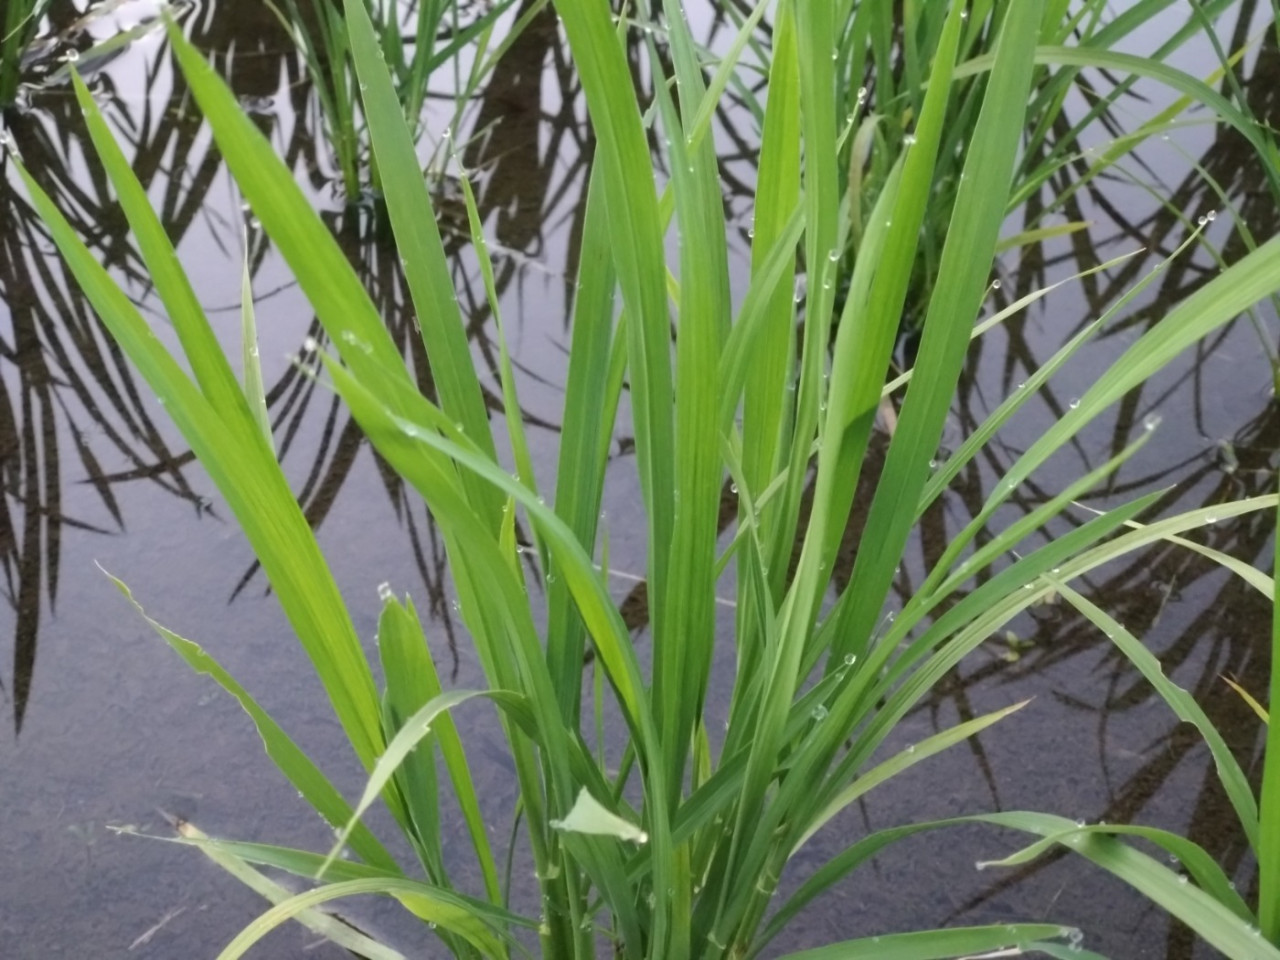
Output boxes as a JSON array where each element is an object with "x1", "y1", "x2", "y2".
[{"x1": 0, "y1": 1, "x2": 1275, "y2": 958}]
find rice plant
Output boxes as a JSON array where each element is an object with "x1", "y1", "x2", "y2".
[
  {"x1": 814, "y1": 0, "x2": 1280, "y2": 336},
  {"x1": 272, "y1": 0, "x2": 535, "y2": 199},
  {"x1": 15, "y1": 0, "x2": 1280, "y2": 957},
  {"x1": 0, "y1": 0, "x2": 53, "y2": 106}
]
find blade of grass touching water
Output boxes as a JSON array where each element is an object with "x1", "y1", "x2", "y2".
[
  {"x1": 172, "y1": 822, "x2": 408, "y2": 960},
  {"x1": 214, "y1": 877, "x2": 513, "y2": 960},
  {"x1": 104, "y1": 572, "x2": 397, "y2": 872}
]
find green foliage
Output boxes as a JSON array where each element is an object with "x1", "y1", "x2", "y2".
[
  {"x1": 829, "y1": 0, "x2": 1280, "y2": 330},
  {"x1": 270, "y1": 0, "x2": 535, "y2": 199},
  {"x1": 16, "y1": 0, "x2": 1280, "y2": 958},
  {"x1": 0, "y1": 0, "x2": 52, "y2": 106}
]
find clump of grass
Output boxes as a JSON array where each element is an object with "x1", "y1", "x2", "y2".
[
  {"x1": 272, "y1": 0, "x2": 535, "y2": 200},
  {"x1": 14, "y1": 0, "x2": 1280, "y2": 957},
  {"x1": 823, "y1": 0, "x2": 1280, "y2": 333},
  {"x1": 1, "y1": 0, "x2": 52, "y2": 107}
]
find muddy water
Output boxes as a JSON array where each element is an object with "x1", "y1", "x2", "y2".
[{"x1": 0, "y1": 1, "x2": 1275, "y2": 957}]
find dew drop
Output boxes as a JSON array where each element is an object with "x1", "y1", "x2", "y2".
[
  {"x1": 811, "y1": 705, "x2": 828, "y2": 721},
  {"x1": 1068, "y1": 397, "x2": 1081, "y2": 409}
]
